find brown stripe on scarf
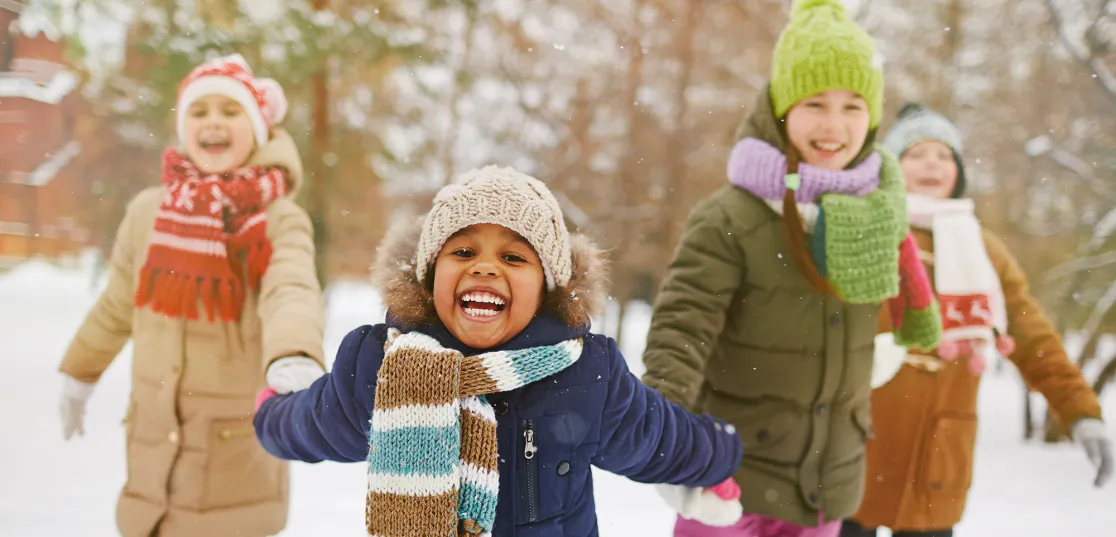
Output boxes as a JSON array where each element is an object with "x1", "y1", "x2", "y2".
[
  {"x1": 459, "y1": 356, "x2": 500, "y2": 395},
  {"x1": 366, "y1": 491, "x2": 461, "y2": 536},
  {"x1": 460, "y1": 407, "x2": 500, "y2": 473},
  {"x1": 375, "y1": 346, "x2": 462, "y2": 408}
]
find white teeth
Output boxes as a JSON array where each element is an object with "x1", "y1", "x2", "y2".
[
  {"x1": 462, "y1": 292, "x2": 505, "y2": 305},
  {"x1": 814, "y1": 142, "x2": 842, "y2": 152},
  {"x1": 463, "y1": 307, "x2": 499, "y2": 317}
]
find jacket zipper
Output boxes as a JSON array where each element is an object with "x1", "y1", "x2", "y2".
[{"x1": 522, "y1": 419, "x2": 539, "y2": 523}]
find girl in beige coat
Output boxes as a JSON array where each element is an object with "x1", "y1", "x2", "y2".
[{"x1": 57, "y1": 55, "x2": 326, "y2": 537}]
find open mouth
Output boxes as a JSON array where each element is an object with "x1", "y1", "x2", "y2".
[
  {"x1": 458, "y1": 289, "x2": 508, "y2": 319},
  {"x1": 810, "y1": 140, "x2": 846, "y2": 155},
  {"x1": 199, "y1": 140, "x2": 231, "y2": 153}
]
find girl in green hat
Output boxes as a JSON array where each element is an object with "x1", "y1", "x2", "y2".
[{"x1": 642, "y1": 1, "x2": 942, "y2": 535}]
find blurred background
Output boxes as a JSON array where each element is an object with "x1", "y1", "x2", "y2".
[{"x1": 2, "y1": 1, "x2": 1116, "y2": 535}]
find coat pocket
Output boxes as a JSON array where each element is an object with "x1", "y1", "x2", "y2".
[
  {"x1": 203, "y1": 417, "x2": 285, "y2": 509},
  {"x1": 702, "y1": 393, "x2": 803, "y2": 465},
  {"x1": 919, "y1": 412, "x2": 978, "y2": 495}
]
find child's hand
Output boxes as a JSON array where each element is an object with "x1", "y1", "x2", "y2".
[
  {"x1": 266, "y1": 356, "x2": 324, "y2": 393},
  {"x1": 655, "y1": 478, "x2": 743, "y2": 527},
  {"x1": 59, "y1": 374, "x2": 95, "y2": 440},
  {"x1": 1073, "y1": 418, "x2": 1114, "y2": 488}
]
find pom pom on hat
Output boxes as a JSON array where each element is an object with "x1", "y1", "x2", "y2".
[
  {"x1": 175, "y1": 54, "x2": 288, "y2": 147},
  {"x1": 792, "y1": 0, "x2": 847, "y2": 15},
  {"x1": 256, "y1": 77, "x2": 288, "y2": 125},
  {"x1": 896, "y1": 102, "x2": 926, "y2": 120}
]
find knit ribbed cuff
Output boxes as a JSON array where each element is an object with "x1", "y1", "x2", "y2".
[{"x1": 893, "y1": 301, "x2": 943, "y2": 352}]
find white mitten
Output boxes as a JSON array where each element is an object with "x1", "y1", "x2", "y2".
[
  {"x1": 60, "y1": 375, "x2": 95, "y2": 440},
  {"x1": 872, "y1": 332, "x2": 906, "y2": 388},
  {"x1": 655, "y1": 483, "x2": 743, "y2": 527},
  {"x1": 266, "y1": 356, "x2": 325, "y2": 394},
  {"x1": 1073, "y1": 418, "x2": 1114, "y2": 488}
]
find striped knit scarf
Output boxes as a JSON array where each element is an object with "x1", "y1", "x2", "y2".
[
  {"x1": 367, "y1": 329, "x2": 584, "y2": 537},
  {"x1": 135, "y1": 148, "x2": 287, "y2": 322},
  {"x1": 728, "y1": 138, "x2": 942, "y2": 351}
]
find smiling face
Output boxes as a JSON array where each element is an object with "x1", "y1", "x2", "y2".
[
  {"x1": 784, "y1": 89, "x2": 872, "y2": 171},
  {"x1": 432, "y1": 223, "x2": 545, "y2": 349},
  {"x1": 900, "y1": 140, "x2": 959, "y2": 199},
  {"x1": 182, "y1": 94, "x2": 257, "y2": 174}
]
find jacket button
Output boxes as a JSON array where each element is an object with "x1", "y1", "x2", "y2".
[
  {"x1": 557, "y1": 461, "x2": 570, "y2": 476},
  {"x1": 829, "y1": 314, "x2": 841, "y2": 327},
  {"x1": 816, "y1": 404, "x2": 827, "y2": 416},
  {"x1": 168, "y1": 431, "x2": 179, "y2": 444},
  {"x1": 931, "y1": 482, "x2": 943, "y2": 491},
  {"x1": 808, "y1": 491, "x2": 820, "y2": 505},
  {"x1": 756, "y1": 429, "x2": 770, "y2": 443},
  {"x1": 492, "y1": 399, "x2": 509, "y2": 416}
]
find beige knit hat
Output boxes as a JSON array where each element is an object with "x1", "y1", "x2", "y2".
[{"x1": 415, "y1": 165, "x2": 571, "y2": 290}]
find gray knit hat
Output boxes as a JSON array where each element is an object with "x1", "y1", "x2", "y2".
[
  {"x1": 883, "y1": 103, "x2": 967, "y2": 197},
  {"x1": 415, "y1": 165, "x2": 571, "y2": 291}
]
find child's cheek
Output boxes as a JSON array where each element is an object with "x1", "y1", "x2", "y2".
[{"x1": 430, "y1": 264, "x2": 459, "y2": 323}]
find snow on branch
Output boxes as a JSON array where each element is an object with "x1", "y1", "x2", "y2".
[
  {"x1": 1024, "y1": 135, "x2": 1112, "y2": 197},
  {"x1": 1045, "y1": 0, "x2": 1116, "y2": 100}
]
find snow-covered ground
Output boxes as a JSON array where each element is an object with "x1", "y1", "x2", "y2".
[{"x1": 2, "y1": 258, "x2": 1114, "y2": 536}]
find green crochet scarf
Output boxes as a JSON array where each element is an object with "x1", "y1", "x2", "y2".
[{"x1": 817, "y1": 146, "x2": 909, "y2": 304}]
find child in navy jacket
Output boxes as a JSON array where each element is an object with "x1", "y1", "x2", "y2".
[{"x1": 254, "y1": 166, "x2": 744, "y2": 536}]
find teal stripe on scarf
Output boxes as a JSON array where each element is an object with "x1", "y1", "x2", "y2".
[
  {"x1": 812, "y1": 206, "x2": 828, "y2": 278},
  {"x1": 508, "y1": 342, "x2": 580, "y2": 381},
  {"x1": 368, "y1": 425, "x2": 461, "y2": 476},
  {"x1": 459, "y1": 481, "x2": 499, "y2": 531},
  {"x1": 367, "y1": 330, "x2": 585, "y2": 537}
]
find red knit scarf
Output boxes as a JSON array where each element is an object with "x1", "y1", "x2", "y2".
[
  {"x1": 888, "y1": 233, "x2": 936, "y2": 333},
  {"x1": 135, "y1": 148, "x2": 288, "y2": 322}
]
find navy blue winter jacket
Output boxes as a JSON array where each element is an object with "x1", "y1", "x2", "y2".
[{"x1": 255, "y1": 313, "x2": 743, "y2": 536}]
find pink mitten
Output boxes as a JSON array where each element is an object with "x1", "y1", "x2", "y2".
[
  {"x1": 708, "y1": 478, "x2": 741, "y2": 500},
  {"x1": 255, "y1": 388, "x2": 278, "y2": 411}
]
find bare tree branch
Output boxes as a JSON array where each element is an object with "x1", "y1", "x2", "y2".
[
  {"x1": 1045, "y1": 251, "x2": 1116, "y2": 282},
  {"x1": 1081, "y1": 279, "x2": 1116, "y2": 346}
]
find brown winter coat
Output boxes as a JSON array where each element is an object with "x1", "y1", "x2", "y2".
[
  {"x1": 852, "y1": 227, "x2": 1102, "y2": 532},
  {"x1": 59, "y1": 129, "x2": 325, "y2": 537}
]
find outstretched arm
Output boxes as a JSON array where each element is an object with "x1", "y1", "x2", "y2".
[{"x1": 255, "y1": 325, "x2": 385, "y2": 463}]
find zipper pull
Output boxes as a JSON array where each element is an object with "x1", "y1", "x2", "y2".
[{"x1": 523, "y1": 427, "x2": 537, "y2": 460}]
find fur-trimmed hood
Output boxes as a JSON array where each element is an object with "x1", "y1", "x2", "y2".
[{"x1": 371, "y1": 215, "x2": 609, "y2": 330}]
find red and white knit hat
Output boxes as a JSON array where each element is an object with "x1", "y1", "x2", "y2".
[{"x1": 175, "y1": 54, "x2": 288, "y2": 147}]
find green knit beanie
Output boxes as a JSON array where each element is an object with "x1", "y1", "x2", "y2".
[{"x1": 770, "y1": 0, "x2": 884, "y2": 127}]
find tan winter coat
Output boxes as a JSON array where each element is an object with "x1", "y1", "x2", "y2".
[
  {"x1": 59, "y1": 129, "x2": 325, "y2": 537},
  {"x1": 852, "y1": 228, "x2": 1102, "y2": 532}
]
